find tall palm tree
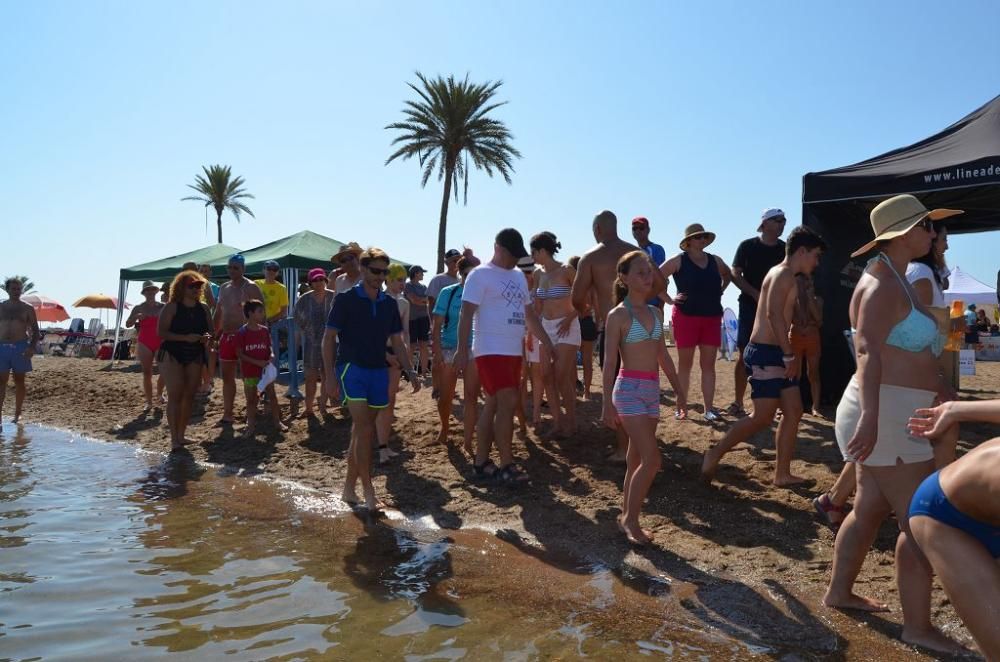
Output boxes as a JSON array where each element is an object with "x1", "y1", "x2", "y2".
[
  {"x1": 385, "y1": 73, "x2": 521, "y2": 272},
  {"x1": 1, "y1": 275, "x2": 35, "y2": 294},
  {"x1": 182, "y1": 165, "x2": 255, "y2": 244}
]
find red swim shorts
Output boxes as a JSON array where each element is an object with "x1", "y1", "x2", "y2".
[
  {"x1": 671, "y1": 309, "x2": 722, "y2": 348},
  {"x1": 218, "y1": 332, "x2": 239, "y2": 362},
  {"x1": 475, "y1": 355, "x2": 522, "y2": 396}
]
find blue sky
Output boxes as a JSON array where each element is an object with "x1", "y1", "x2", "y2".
[{"x1": 2, "y1": 1, "x2": 998, "y2": 324}]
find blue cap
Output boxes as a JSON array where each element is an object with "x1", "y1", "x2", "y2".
[
  {"x1": 228, "y1": 253, "x2": 245, "y2": 265},
  {"x1": 264, "y1": 260, "x2": 280, "y2": 270}
]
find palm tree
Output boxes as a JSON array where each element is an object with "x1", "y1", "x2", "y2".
[
  {"x1": 1, "y1": 275, "x2": 35, "y2": 295},
  {"x1": 182, "y1": 165, "x2": 255, "y2": 244},
  {"x1": 385, "y1": 73, "x2": 521, "y2": 272}
]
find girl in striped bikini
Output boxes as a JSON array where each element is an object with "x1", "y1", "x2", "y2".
[{"x1": 602, "y1": 251, "x2": 685, "y2": 545}]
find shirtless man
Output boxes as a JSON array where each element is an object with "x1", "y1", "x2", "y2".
[
  {"x1": 0, "y1": 278, "x2": 40, "y2": 423},
  {"x1": 572, "y1": 210, "x2": 664, "y2": 462},
  {"x1": 701, "y1": 226, "x2": 825, "y2": 487},
  {"x1": 214, "y1": 255, "x2": 263, "y2": 425}
]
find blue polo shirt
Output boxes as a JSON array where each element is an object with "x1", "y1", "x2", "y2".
[
  {"x1": 326, "y1": 283, "x2": 403, "y2": 368},
  {"x1": 642, "y1": 242, "x2": 666, "y2": 305}
]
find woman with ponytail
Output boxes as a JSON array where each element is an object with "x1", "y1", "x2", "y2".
[{"x1": 602, "y1": 251, "x2": 685, "y2": 545}]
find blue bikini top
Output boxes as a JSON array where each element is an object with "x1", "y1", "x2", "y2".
[
  {"x1": 623, "y1": 298, "x2": 663, "y2": 344},
  {"x1": 871, "y1": 253, "x2": 943, "y2": 357},
  {"x1": 534, "y1": 284, "x2": 571, "y2": 300}
]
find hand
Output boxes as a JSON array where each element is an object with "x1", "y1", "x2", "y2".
[
  {"x1": 846, "y1": 415, "x2": 878, "y2": 462},
  {"x1": 386, "y1": 353, "x2": 401, "y2": 369},
  {"x1": 673, "y1": 292, "x2": 688, "y2": 304},
  {"x1": 431, "y1": 348, "x2": 443, "y2": 367},
  {"x1": 556, "y1": 316, "x2": 575, "y2": 339},
  {"x1": 602, "y1": 405, "x2": 619, "y2": 430},
  {"x1": 908, "y1": 401, "x2": 955, "y2": 440},
  {"x1": 24, "y1": 345, "x2": 35, "y2": 359},
  {"x1": 453, "y1": 347, "x2": 468, "y2": 373},
  {"x1": 324, "y1": 376, "x2": 341, "y2": 402},
  {"x1": 784, "y1": 355, "x2": 799, "y2": 380},
  {"x1": 201, "y1": 333, "x2": 213, "y2": 346},
  {"x1": 186, "y1": 333, "x2": 204, "y2": 343}
]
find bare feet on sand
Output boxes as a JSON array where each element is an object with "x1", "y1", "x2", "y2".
[
  {"x1": 822, "y1": 591, "x2": 888, "y2": 612},
  {"x1": 773, "y1": 474, "x2": 809, "y2": 487},
  {"x1": 617, "y1": 516, "x2": 653, "y2": 546},
  {"x1": 810, "y1": 408, "x2": 824, "y2": 418},
  {"x1": 341, "y1": 488, "x2": 359, "y2": 505},
  {"x1": 700, "y1": 448, "x2": 721, "y2": 484},
  {"x1": 362, "y1": 491, "x2": 384, "y2": 511},
  {"x1": 435, "y1": 430, "x2": 448, "y2": 445},
  {"x1": 901, "y1": 626, "x2": 968, "y2": 655}
]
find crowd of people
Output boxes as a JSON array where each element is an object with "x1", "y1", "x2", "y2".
[{"x1": 2, "y1": 198, "x2": 998, "y2": 657}]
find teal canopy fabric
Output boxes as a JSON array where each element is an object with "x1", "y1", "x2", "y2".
[{"x1": 119, "y1": 243, "x2": 241, "y2": 281}]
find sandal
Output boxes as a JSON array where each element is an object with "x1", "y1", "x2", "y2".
[
  {"x1": 497, "y1": 463, "x2": 530, "y2": 487},
  {"x1": 725, "y1": 403, "x2": 747, "y2": 417},
  {"x1": 674, "y1": 409, "x2": 687, "y2": 421},
  {"x1": 813, "y1": 494, "x2": 847, "y2": 531},
  {"x1": 472, "y1": 460, "x2": 499, "y2": 483}
]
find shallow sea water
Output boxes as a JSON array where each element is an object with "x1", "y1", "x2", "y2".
[{"x1": 0, "y1": 423, "x2": 915, "y2": 660}]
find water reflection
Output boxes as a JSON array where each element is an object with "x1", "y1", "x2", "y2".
[{"x1": 0, "y1": 424, "x2": 935, "y2": 660}]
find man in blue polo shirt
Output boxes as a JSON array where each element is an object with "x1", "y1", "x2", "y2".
[
  {"x1": 323, "y1": 247, "x2": 420, "y2": 510},
  {"x1": 632, "y1": 216, "x2": 667, "y2": 309}
]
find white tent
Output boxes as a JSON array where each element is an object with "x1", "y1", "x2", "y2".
[{"x1": 944, "y1": 266, "x2": 999, "y2": 308}]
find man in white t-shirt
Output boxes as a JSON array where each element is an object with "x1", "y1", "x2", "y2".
[{"x1": 455, "y1": 228, "x2": 552, "y2": 486}]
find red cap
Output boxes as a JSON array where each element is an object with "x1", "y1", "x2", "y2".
[
  {"x1": 632, "y1": 216, "x2": 649, "y2": 228},
  {"x1": 307, "y1": 268, "x2": 328, "y2": 282}
]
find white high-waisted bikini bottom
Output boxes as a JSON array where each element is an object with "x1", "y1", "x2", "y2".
[{"x1": 835, "y1": 378, "x2": 935, "y2": 466}]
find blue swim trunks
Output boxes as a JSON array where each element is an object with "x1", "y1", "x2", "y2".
[
  {"x1": 336, "y1": 363, "x2": 389, "y2": 408},
  {"x1": 744, "y1": 342, "x2": 797, "y2": 400},
  {"x1": 909, "y1": 471, "x2": 1000, "y2": 558},
  {"x1": 0, "y1": 340, "x2": 32, "y2": 374}
]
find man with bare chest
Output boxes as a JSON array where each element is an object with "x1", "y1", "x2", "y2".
[
  {"x1": 214, "y1": 255, "x2": 263, "y2": 424},
  {"x1": 571, "y1": 210, "x2": 643, "y2": 462},
  {"x1": 0, "y1": 278, "x2": 40, "y2": 423},
  {"x1": 701, "y1": 227, "x2": 826, "y2": 487}
]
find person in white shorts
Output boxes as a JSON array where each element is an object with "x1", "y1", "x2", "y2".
[{"x1": 529, "y1": 231, "x2": 580, "y2": 438}]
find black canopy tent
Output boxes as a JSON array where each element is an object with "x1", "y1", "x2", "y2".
[{"x1": 803, "y1": 94, "x2": 1000, "y2": 402}]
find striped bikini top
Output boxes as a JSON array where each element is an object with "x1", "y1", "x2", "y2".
[
  {"x1": 534, "y1": 284, "x2": 571, "y2": 300},
  {"x1": 623, "y1": 298, "x2": 663, "y2": 344}
]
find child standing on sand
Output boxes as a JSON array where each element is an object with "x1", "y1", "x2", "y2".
[
  {"x1": 236, "y1": 300, "x2": 287, "y2": 437},
  {"x1": 601, "y1": 251, "x2": 684, "y2": 545}
]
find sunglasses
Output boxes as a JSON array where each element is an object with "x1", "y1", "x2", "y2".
[
  {"x1": 339, "y1": 254, "x2": 357, "y2": 265},
  {"x1": 914, "y1": 217, "x2": 934, "y2": 233},
  {"x1": 690, "y1": 234, "x2": 709, "y2": 241},
  {"x1": 186, "y1": 282, "x2": 204, "y2": 290},
  {"x1": 265, "y1": 267, "x2": 279, "y2": 272},
  {"x1": 366, "y1": 266, "x2": 389, "y2": 276}
]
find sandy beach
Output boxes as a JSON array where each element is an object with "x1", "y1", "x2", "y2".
[{"x1": 9, "y1": 352, "x2": 1000, "y2": 657}]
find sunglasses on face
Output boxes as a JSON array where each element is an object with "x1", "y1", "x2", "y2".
[
  {"x1": 914, "y1": 217, "x2": 934, "y2": 233},
  {"x1": 339, "y1": 255, "x2": 357, "y2": 265},
  {"x1": 690, "y1": 234, "x2": 709, "y2": 241},
  {"x1": 366, "y1": 266, "x2": 389, "y2": 276}
]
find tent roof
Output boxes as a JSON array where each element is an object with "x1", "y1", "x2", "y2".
[
  {"x1": 803, "y1": 94, "x2": 1000, "y2": 233},
  {"x1": 944, "y1": 266, "x2": 999, "y2": 307},
  {"x1": 215, "y1": 230, "x2": 412, "y2": 277},
  {"x1": 120, "y1": 243, "x2": 241, "y2": 281}
]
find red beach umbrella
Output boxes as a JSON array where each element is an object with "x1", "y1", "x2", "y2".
[{"x1": 22, "y1": 294, "x2": 70, "y2": 323}]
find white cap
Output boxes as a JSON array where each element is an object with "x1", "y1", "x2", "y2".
[{"x1": 761, "y1": 208, "x2": 785, "y2": 222}]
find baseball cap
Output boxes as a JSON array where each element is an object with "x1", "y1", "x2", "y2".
[
  {"x1": 496, "y1": 228, "x2": 528, "y2": 259},
  {"x1": 516, "y1": 256, "x2": 535, "y2": 273},
  {"x1": 264, "y1": 259, "x2": 280, "y2": 270},
  {"x1": 632, "y1": 216, "x2": 650, "y2": 228},
  {"x1": 228, "y1": 253, "x2": 245, "y2": 265},
  {"x1": 408, "y1": 265, "x2": 425, "y2": 278},
  {"x1": 307, "y1": 268, "x2": 327, "y2": 282},
  {"x1": 444, "y1": 248, "x2": 462, "y2": 260},
  {"x1": 758, "y1": 208, "x2": 786, "y2": 231}
]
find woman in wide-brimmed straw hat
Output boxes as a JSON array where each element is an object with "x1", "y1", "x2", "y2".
[
  {"x1": 659, "y1": 223, "x2": 733, "y2": 421},
  {"x1": 330, "y1": 242, "x2": 364, "y2": 294},
  {"x1": 824, "y1": 194, "x2": 967, "y2": 655},
  {"x1": 125, "y1": 280, "x2": 166, "y2": 411}
]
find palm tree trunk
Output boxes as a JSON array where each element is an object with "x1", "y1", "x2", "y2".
[
  {"x1": 216, "y1": 208, "x2": 224, "y2": 244},
  {"x1": 436, "y1": 162, "x2": 454, "y2": 274}
]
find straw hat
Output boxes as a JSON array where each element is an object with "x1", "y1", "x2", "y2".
[
  {"x1": 679, "y1": 223, "x2": 716, "y2": 250},
  {"x1": 850, "y1": 194, "x2": 963, "y2": 258},
  {"x1": 331, "y1": 242, "x2": 363, "y2": 262},
  {"x1": 140, "y1": 280, "x2": 159, "y2": 294}
]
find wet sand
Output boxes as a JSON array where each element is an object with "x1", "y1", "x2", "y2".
[{"x1": 9, "y1": 353, "x2": 1000, "y2": 658}]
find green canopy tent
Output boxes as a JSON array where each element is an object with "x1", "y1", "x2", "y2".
[{"x1": 112, "y1": 243, "x2": 242, "y2": 363}]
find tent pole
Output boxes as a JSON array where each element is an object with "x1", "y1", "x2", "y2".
[
  {"x1": 110, "y1": 279, "x2": 128, "y2": 367},
  {"x1": 283, "y1": 267, "x2": 303, "y2": 399}
]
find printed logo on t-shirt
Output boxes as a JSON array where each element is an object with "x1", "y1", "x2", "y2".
[{"x1": 500, "y1": 279, "x2": 527, "y2": 308}]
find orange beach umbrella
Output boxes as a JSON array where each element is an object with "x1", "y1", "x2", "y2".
[
  {"x1": 22, "y1": 294, "x2": 70, "y2": 323},
  {"x1": 73, "y1": 294, "x2": 129, "y2": 310}
]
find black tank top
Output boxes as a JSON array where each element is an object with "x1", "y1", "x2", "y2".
[
  {"x1": 159, "y1": 302, "x2": 210, "y2": 364},
  {"x1": 672, "y1": 252, "x2": 723, "y2": 317}
]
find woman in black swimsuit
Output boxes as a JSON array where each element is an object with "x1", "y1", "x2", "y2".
[{"x1": 157, "y1": 270, "x2": 213, "y2": 451}]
